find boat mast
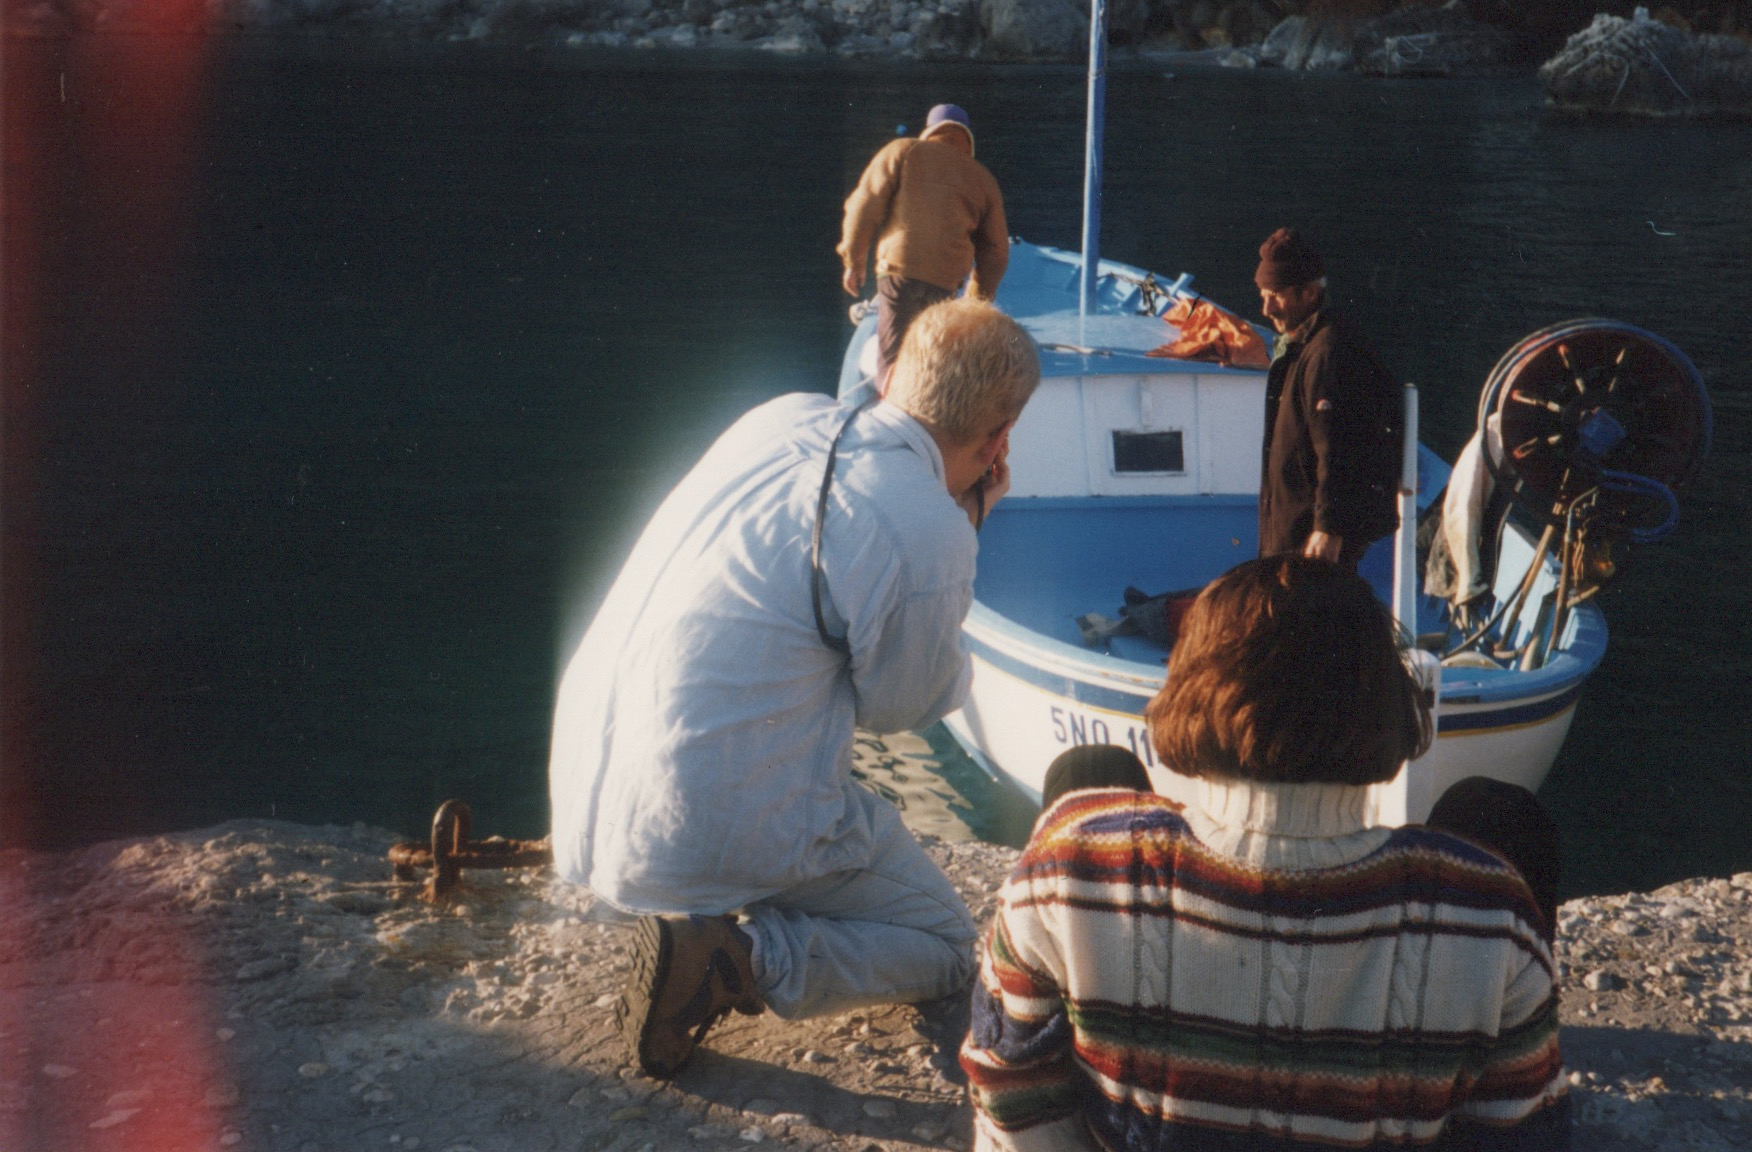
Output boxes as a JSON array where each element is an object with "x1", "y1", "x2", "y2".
[
  {"x1": 1079, "y1": 0, "x2": 1107, "y2": 318},
  {"x1": 1392, "y1": 382, "x2": 1420, "y2": 635}
]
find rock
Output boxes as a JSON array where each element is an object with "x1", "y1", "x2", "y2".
[
  {"x1": 1258, "y1": 12, "x2": 1355, "y2": 71},
  {"x1": 764, "y1": 12, "x2": 825, "y2": 49},
  {"x1": 979, "y1": 0, "x2": 1085, "y2": 61},
  {"x1": 204, "y1": 1084, "x2": 242, "y2": 1107},
  {"x1": 688, "y1": 1123, "x2": 736, "y2": 1139},
  {"x1": 1103, "y1": 0, "x2": 1150, "y2": 45},
  {"x1": 88, "y1": 1108, "x2": 141, "y2": 1129},
  {"x1": 1539, "y1": 8, "x2": 1752, "y2": 118},
  {"x1": 910, "y1": 2, "x2": 980, "y2": 57},
  {"x1": 236, "y1": 954, "x2": 297, "y2": 981},
  {"x1": 1352, "y1": 0, "x2": 1516, "y2": 77},
  {"x1": 1259, "y1": 1, "x2": 1513, "y2": 76},
  {"x1": 1216, "y1": 0, "x2": 1278, "y2": 48},
  {"x1": 1585, "y1": 969, "x2": 1622, "y2": 991},
  {"x1": 1158, "y1": 0, "x2": 1275, "y2": 51}
]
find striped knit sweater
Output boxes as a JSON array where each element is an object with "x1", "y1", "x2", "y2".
[{"x1": 961, "y1": 781, "x2": 1569, "y2": 1151}]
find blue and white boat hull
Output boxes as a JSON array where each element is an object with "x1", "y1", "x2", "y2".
[
  {"x1": 841, "y1": 241, "x2": 1607, "y2": 826},
  {"x1": 945, "y1": 612, "x2": 1589, "y2": 825}
]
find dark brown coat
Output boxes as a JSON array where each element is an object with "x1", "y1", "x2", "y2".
[{"x1": 1257, "y1": 309, "x2": 1403, "y2": 561}]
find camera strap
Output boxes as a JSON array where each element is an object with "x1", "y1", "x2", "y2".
[{"x1": 812, "y1": 396, "x2": 876, "y2": 655}]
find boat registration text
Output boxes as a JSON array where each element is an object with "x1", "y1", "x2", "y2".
[{"x1": 1048, "y1": 704, "x2": 1157, "y2": 767}]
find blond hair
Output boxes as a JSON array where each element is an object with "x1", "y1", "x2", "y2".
[{"x1": 886, "y1": 298, "x2": 1039, "y2": 444}]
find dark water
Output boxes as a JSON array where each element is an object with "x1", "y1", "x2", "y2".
[{"x1": 4, "y1": 36, "x2": 1748, "y2": 897}]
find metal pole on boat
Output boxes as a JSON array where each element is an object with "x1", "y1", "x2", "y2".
[
  {"x1": 1392, "y1": 382, "x2": 1420, "y2": 638},
  {"x1": 1079, "y1": 0, "x2": 1107, "y2": 319},
  {"x1": 1381, "y1": 381, "x2": 1441, "y2": 828}
]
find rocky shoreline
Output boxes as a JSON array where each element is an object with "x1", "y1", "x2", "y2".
[
  {"x1": 0, "y1": 0, "x2": 1532, "y2": 69},
  {"x1": 4, "y1": 811, "x2": 1751, "y2": 1151},
  {"x1": 9, "y1": 0, "x2": 1752, "y2": 117},
  {"x1": 1540, "y1": 8, "x2": 1752, "y2": 116}
]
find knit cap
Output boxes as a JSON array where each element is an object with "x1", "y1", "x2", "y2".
[
  {"x1": 1254, "y1": 227, "x2": 1324, "y2": 290},
  {"x1": 922, "y1": 104, "x2": 974, "y2": 153}
]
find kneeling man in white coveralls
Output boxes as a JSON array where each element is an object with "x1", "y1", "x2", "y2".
[{"x1": 548, "y1": 298, "x2": 1040, "y2": 1078}]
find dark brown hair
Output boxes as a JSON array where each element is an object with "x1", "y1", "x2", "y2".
[{"x1": 1146, "y1": 555, "x2": 1432, "y2": 786}]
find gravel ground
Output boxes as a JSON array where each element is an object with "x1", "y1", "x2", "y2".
[{"x1": 3, "y1": 814, "x2": 1750, "y2": 1151}]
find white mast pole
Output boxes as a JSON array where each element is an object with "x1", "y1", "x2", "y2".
[{"x1": 1079, "y1": 0, "x2": 1107, "y2": 319}]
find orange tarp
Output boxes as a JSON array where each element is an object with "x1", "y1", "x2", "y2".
[{"x1": 1145, "y1": 297, "x2": 1270, "y2": 370}]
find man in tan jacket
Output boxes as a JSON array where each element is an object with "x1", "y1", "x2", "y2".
[{"x1": 838, "y1": 104, "x2": 1009, "y2": 389}]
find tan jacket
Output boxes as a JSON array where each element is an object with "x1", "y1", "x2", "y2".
[{"x1": 837, "y1": 137, "x2": 1009, "y2": 297}]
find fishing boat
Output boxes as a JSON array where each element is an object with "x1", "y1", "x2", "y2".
[{"x1": 837, "y1": 18, "x2": 1710, "y2": 824}]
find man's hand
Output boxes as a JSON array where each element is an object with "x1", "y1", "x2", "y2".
[
  {"x1": 842, "y1": 267, "x2": 863, "y2": 297},
  {"x1": 958, "y1": 437, "x2": 1011, "y2": 529},
  {"x1": 1303, "y1": 530, "x2": 1343, "y2": 563}
]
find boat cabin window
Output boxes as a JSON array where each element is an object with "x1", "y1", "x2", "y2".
[{"x1": 1111, "y1": 429, "x2": 1185, "y2": 475}]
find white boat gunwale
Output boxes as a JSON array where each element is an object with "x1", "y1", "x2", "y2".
[{"x1": 962, "y1": 599, "x2": 1598, "y2": 730}]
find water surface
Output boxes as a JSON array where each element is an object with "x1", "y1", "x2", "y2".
[{"x1": 5, "y1": 36, "x2": 1749, "y2": 897}]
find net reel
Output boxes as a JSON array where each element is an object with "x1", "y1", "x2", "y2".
[
  {"x1": 1482, "y1": 319, "x2": 1710, "y2": 538},
  {"x1": 1453, "y1": 319, "x2": 1710, "y2": 666}
]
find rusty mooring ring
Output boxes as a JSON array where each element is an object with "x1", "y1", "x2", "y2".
[{"x1": 388, "y1": 799, "x2": 553, "y2": 902}]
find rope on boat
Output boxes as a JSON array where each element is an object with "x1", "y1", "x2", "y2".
[{"x1": 1074, "y1": 265, "x2": 1184, "y2": 316}]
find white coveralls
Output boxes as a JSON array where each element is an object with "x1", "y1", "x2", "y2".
[{"x1": 549, "y1": 390, "x2": 980, "y2": 1017}]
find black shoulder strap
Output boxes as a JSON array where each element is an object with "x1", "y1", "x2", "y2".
[{"x1": 812, "y1": 397, "x2": 877, "y2": 655}]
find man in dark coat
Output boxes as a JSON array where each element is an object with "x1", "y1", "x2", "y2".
[{"x1": 1254, "y1": 228, "x2": 1402, "y2": 567}]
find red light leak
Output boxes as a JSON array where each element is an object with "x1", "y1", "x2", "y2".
[
  {"x1": 5, "y1": 14, "x2": 243, "y2": 1149},
  {"x1": 3, "y1": 22, "x2": 214, "y2": 839},
  {"x1": 0, "y1": 883, "x2": 233, "y2": 1149}
]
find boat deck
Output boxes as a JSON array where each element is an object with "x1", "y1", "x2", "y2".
[
  {"x1": 975, "y1": 496, "x2": 1601, "y2": 704},
  {"x1": 978, "y1": 495, "x2": 1402, "y2": 661}
]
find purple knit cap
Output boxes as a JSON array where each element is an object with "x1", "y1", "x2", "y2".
[{"x1": 922, "y1": 104, "x2": 974, "y2": 153}]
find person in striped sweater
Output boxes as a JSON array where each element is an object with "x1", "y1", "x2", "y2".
[{"x1": 961, "y1": 556, "x2": 1570, "y2": 1150}]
